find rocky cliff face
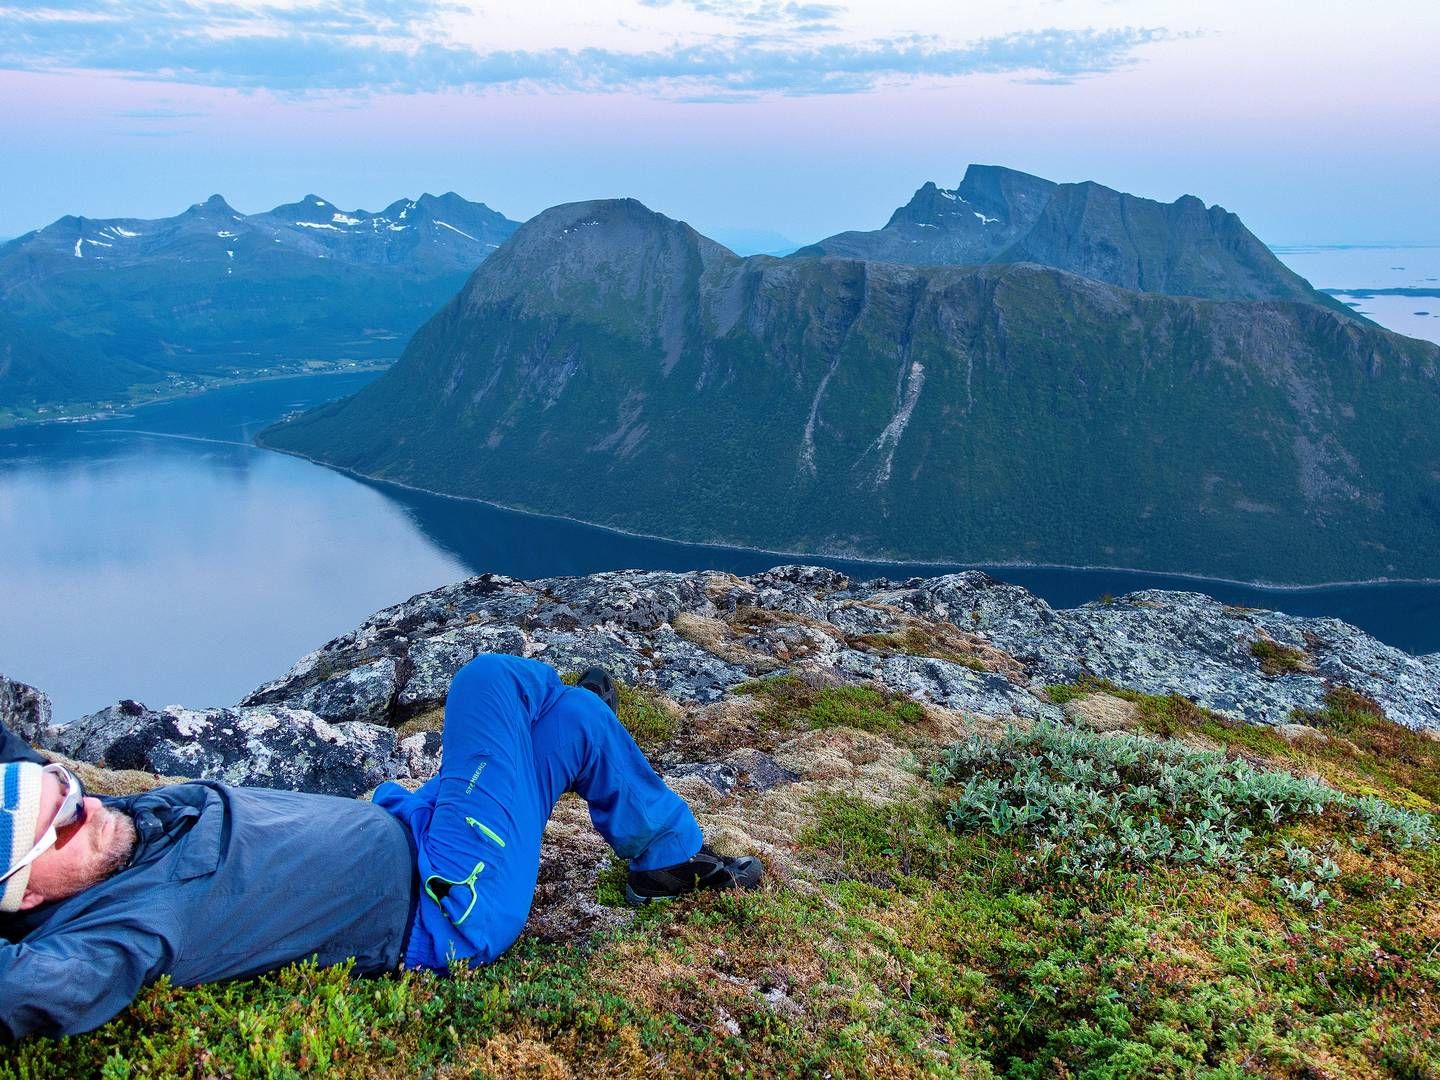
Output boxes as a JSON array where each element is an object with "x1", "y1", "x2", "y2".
[
  {"x1": 796, "y1": 164, "x2": 1343, "y2": 311},
  {"x1": 260, "y1": 198, "x2": 1440, "y2": 583},
  {"x1": 21, "y1": 565, "x2": 1440, "y2": 797}
]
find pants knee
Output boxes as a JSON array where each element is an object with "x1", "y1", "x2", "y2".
[{"x1": 451, "y1": 651, "x2": 515, "y2": 690}]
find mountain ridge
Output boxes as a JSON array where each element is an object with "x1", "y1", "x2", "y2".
[
  {"x1": 796, "y1": 164, "x2": 1355, "y2": 317},
  {"x1": 0, "y1": 192, "x2": 520, "y2": 417}
]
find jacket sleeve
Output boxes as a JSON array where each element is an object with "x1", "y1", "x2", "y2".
[{"x1": 0, "y1": 924, "x2": 170, "y2": 1041}]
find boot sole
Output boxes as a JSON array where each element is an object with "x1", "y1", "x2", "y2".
[{"x1": 624, "y1": 882, "x2": 678, "y2": 906}]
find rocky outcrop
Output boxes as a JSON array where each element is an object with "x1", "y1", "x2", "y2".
[
  {"x1": 1, "y1": 676, "x2": 54, "y2": 746},
  {"x1": 866, "y1": 576, "x2": 1440, "y2": 728},
  {"x1": 217, "y1": 566, "x2": 1440, "y2": 739},
  {"x1": 26, "y1": 565, "x2": 1440, "y2": 796}
]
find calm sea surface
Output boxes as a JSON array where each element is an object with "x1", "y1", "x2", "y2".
[
  {"x1": 1273, "y1": 243, "x2": 1440, "y2": 344},
  {"x1": 3, "y1": 372, "x2": 1438, "y2": 723}
]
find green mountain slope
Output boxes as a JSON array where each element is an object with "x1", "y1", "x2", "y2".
[
  {"x1": 0, "y1": 310, "x2": 161, "y2": 405},
  {"x1": 0, "y1": 193, "x2": 519, "y2": 414},
  {"x1": 260, "y1": 198, "x2": 1440, "y2": 584}
]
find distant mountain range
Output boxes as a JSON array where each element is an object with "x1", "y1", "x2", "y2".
[
  {"x1": 0, "y1": 193, "x2": 518, "y2": 415},
  {"x1": 797, "y1": 165, "x2": 1356, "y2": 316},
  {"x1": 260, "y1": 189, "x2": 1440, "y2": 585}
]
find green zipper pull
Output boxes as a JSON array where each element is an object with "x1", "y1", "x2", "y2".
[{"x1": 466, "y1": 817, "x2": 507, "y2": 848}]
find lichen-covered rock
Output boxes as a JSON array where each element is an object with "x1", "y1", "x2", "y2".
[
  {"x1": 665, "y1": 761, "x2": 741, "y2": 795},
  {"x1": 398, "y1": 730, "x2": 443, "y2": 780},
  {"x1": 536, "y1": 570, "x2": 714, "y2": 631},
  {"x1": 831, "y1": 650, "x2": 1055, "y2": 722},
  {"x1": 227, "y1": 567, "x2": 1440, "y2": 736},
  {"x1": 1, "y1": 675, "x2": 53, "y2": 746},
  {"x1": 36, "y1": 564, "x2": 1440, "y2": 800},
  {"x1": 399, "y1": 623, "x2": 531, "y2": 711},
  {"x1": 262, "y1": 658, "x2": 399, "y2": 725},
  {"x1": 721, "y1": 749, "x2": 801, "y2": 792},
  {"x1": 50, "y1": 700, "x2": 410, "y2": 797}
]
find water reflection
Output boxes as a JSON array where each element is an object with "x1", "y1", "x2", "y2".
[{"x1": 1, "y1": 376, "x2": 470, "y2": 721}]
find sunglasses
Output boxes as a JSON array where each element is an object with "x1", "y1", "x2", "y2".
[{"x1": 1, "y1": 765, "x2": 88, "y2": 885}]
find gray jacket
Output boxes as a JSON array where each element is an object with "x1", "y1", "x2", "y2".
[{"x1": 0, "y1": 781, "x2": 417, "y2": 1040}]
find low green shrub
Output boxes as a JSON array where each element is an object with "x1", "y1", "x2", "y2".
[{"x1": 931, "y1": 721, "x2": 1436, "y2": 900}]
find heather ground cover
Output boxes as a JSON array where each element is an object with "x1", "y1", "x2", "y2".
[{"x1": 7, "y1": 676, "x2": 1438, "y2": 1078}]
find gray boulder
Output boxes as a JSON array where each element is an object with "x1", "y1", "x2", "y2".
[
  {"x1": 247, "y1": 657, "x2": 400, "y2": 726},
  {"x1": 1, "y1": 675, "x2": 54, "y2": 746},
  {"x1": 51, "y1": 700, "x2": 410, "y2": 797}
]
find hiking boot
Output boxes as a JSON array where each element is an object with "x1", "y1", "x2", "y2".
[
  {"x1": 625, "y1": 845, "x2": 765, "y2": 905},
  {"x1": 576, "y1": 666, "x2": 619, "y2": 716}
]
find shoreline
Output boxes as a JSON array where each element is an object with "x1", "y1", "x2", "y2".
[
  {"x1": 3, "y1": 365, "x2": 392, "y2": 430},
  {"x1": 255, "y1": 438, "x2": 1440, "y2": 594}
]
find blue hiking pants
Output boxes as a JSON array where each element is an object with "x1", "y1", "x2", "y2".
[{"x1": 374, "y1": 654, "x2": 703, "y2": 971}]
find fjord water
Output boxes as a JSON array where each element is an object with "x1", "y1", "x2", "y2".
[{"x1": 2, "y1": 373, "x2": 1438, "y2": 723}]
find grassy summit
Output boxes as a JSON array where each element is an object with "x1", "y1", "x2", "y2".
[{"x1": 10, "y1": 673, "x2": 1438, "y2": 1078}]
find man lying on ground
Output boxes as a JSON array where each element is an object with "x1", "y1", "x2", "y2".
[{"x1": 0, "y1": 654, "x2": 763, "y2": 1040}]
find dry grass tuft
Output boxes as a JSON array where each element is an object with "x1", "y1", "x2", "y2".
[
  {"x1": 439, "y1": 1027, "x2": 575, "y2": 1079},
  {"x1": 850, "y1": 618, "x2": 1028, "y2": 683},
  {"x1": 671, "y1": 612, "x2": 782, "y2": 673},
  {"x1": 395, "y1": 705, "x2": 446, "y2": 739},
  {"x1": 38, "y1": 750, "x2": 183, "y2": 796},
  {"x1": 675, "y1": 694, "x2": 783, "y2": 756},
  {"x1": 1062, "y1": 691, "x2": 1143, "y2": 733}
]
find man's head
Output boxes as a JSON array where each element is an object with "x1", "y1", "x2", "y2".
[{"x1": 1, "y1": 761, "x2": 136, "y2": 912}]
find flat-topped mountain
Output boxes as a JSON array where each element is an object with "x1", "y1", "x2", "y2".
[
  {"x1": 0, "y1": 193, "x2": 519, "y2": 416},
  {"x1": 796, "y1": 165, "x2": 1347, "y2": 311},
  {"x1": 261, "y1": 197, "x2": 1440, "y2": 584}
]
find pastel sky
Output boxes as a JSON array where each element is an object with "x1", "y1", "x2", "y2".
[{"x1": 1, "y1": 0, "x2": 1436, "y2": 246}]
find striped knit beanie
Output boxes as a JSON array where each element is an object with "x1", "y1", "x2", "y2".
[{"x1": 1, "y1": 761, "x2": 44, "y2": 913}]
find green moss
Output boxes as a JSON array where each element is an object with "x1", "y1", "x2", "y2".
[
  {"x1": 615, "y1": 681, "x2": 678, "y2": 749},
  {"x1": 801, "y1": 791, "x2": 960, "y2": 883},
  {"x1": 594, "y1": 855, "x2": 631, "y2": 908},
  {"x1": 15, "y1": 682, "x2": 1438, "y2": 1078},
  {"x1": 1043, "y1": 682, "x2": 1090, "y2": 706},
  {"x1": 1290, "y1": 686, "x2": 1440, "y2": 808},
  {"x1": 799, "y1": 789, "x2": 1440, "y2": 1079},
  {"x1": 1049, "y1": 676, "x2": 1214, "y2": 738},
  {"x1": 738, "y1": 674, "x2": 926, "y2": 735},
  {"x1": 16, "y1": 777, "x2": 1440, "y2": 1079},
  {"x1": 1250, "y1": 638, "x2": 1310, "y2": 676}
]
